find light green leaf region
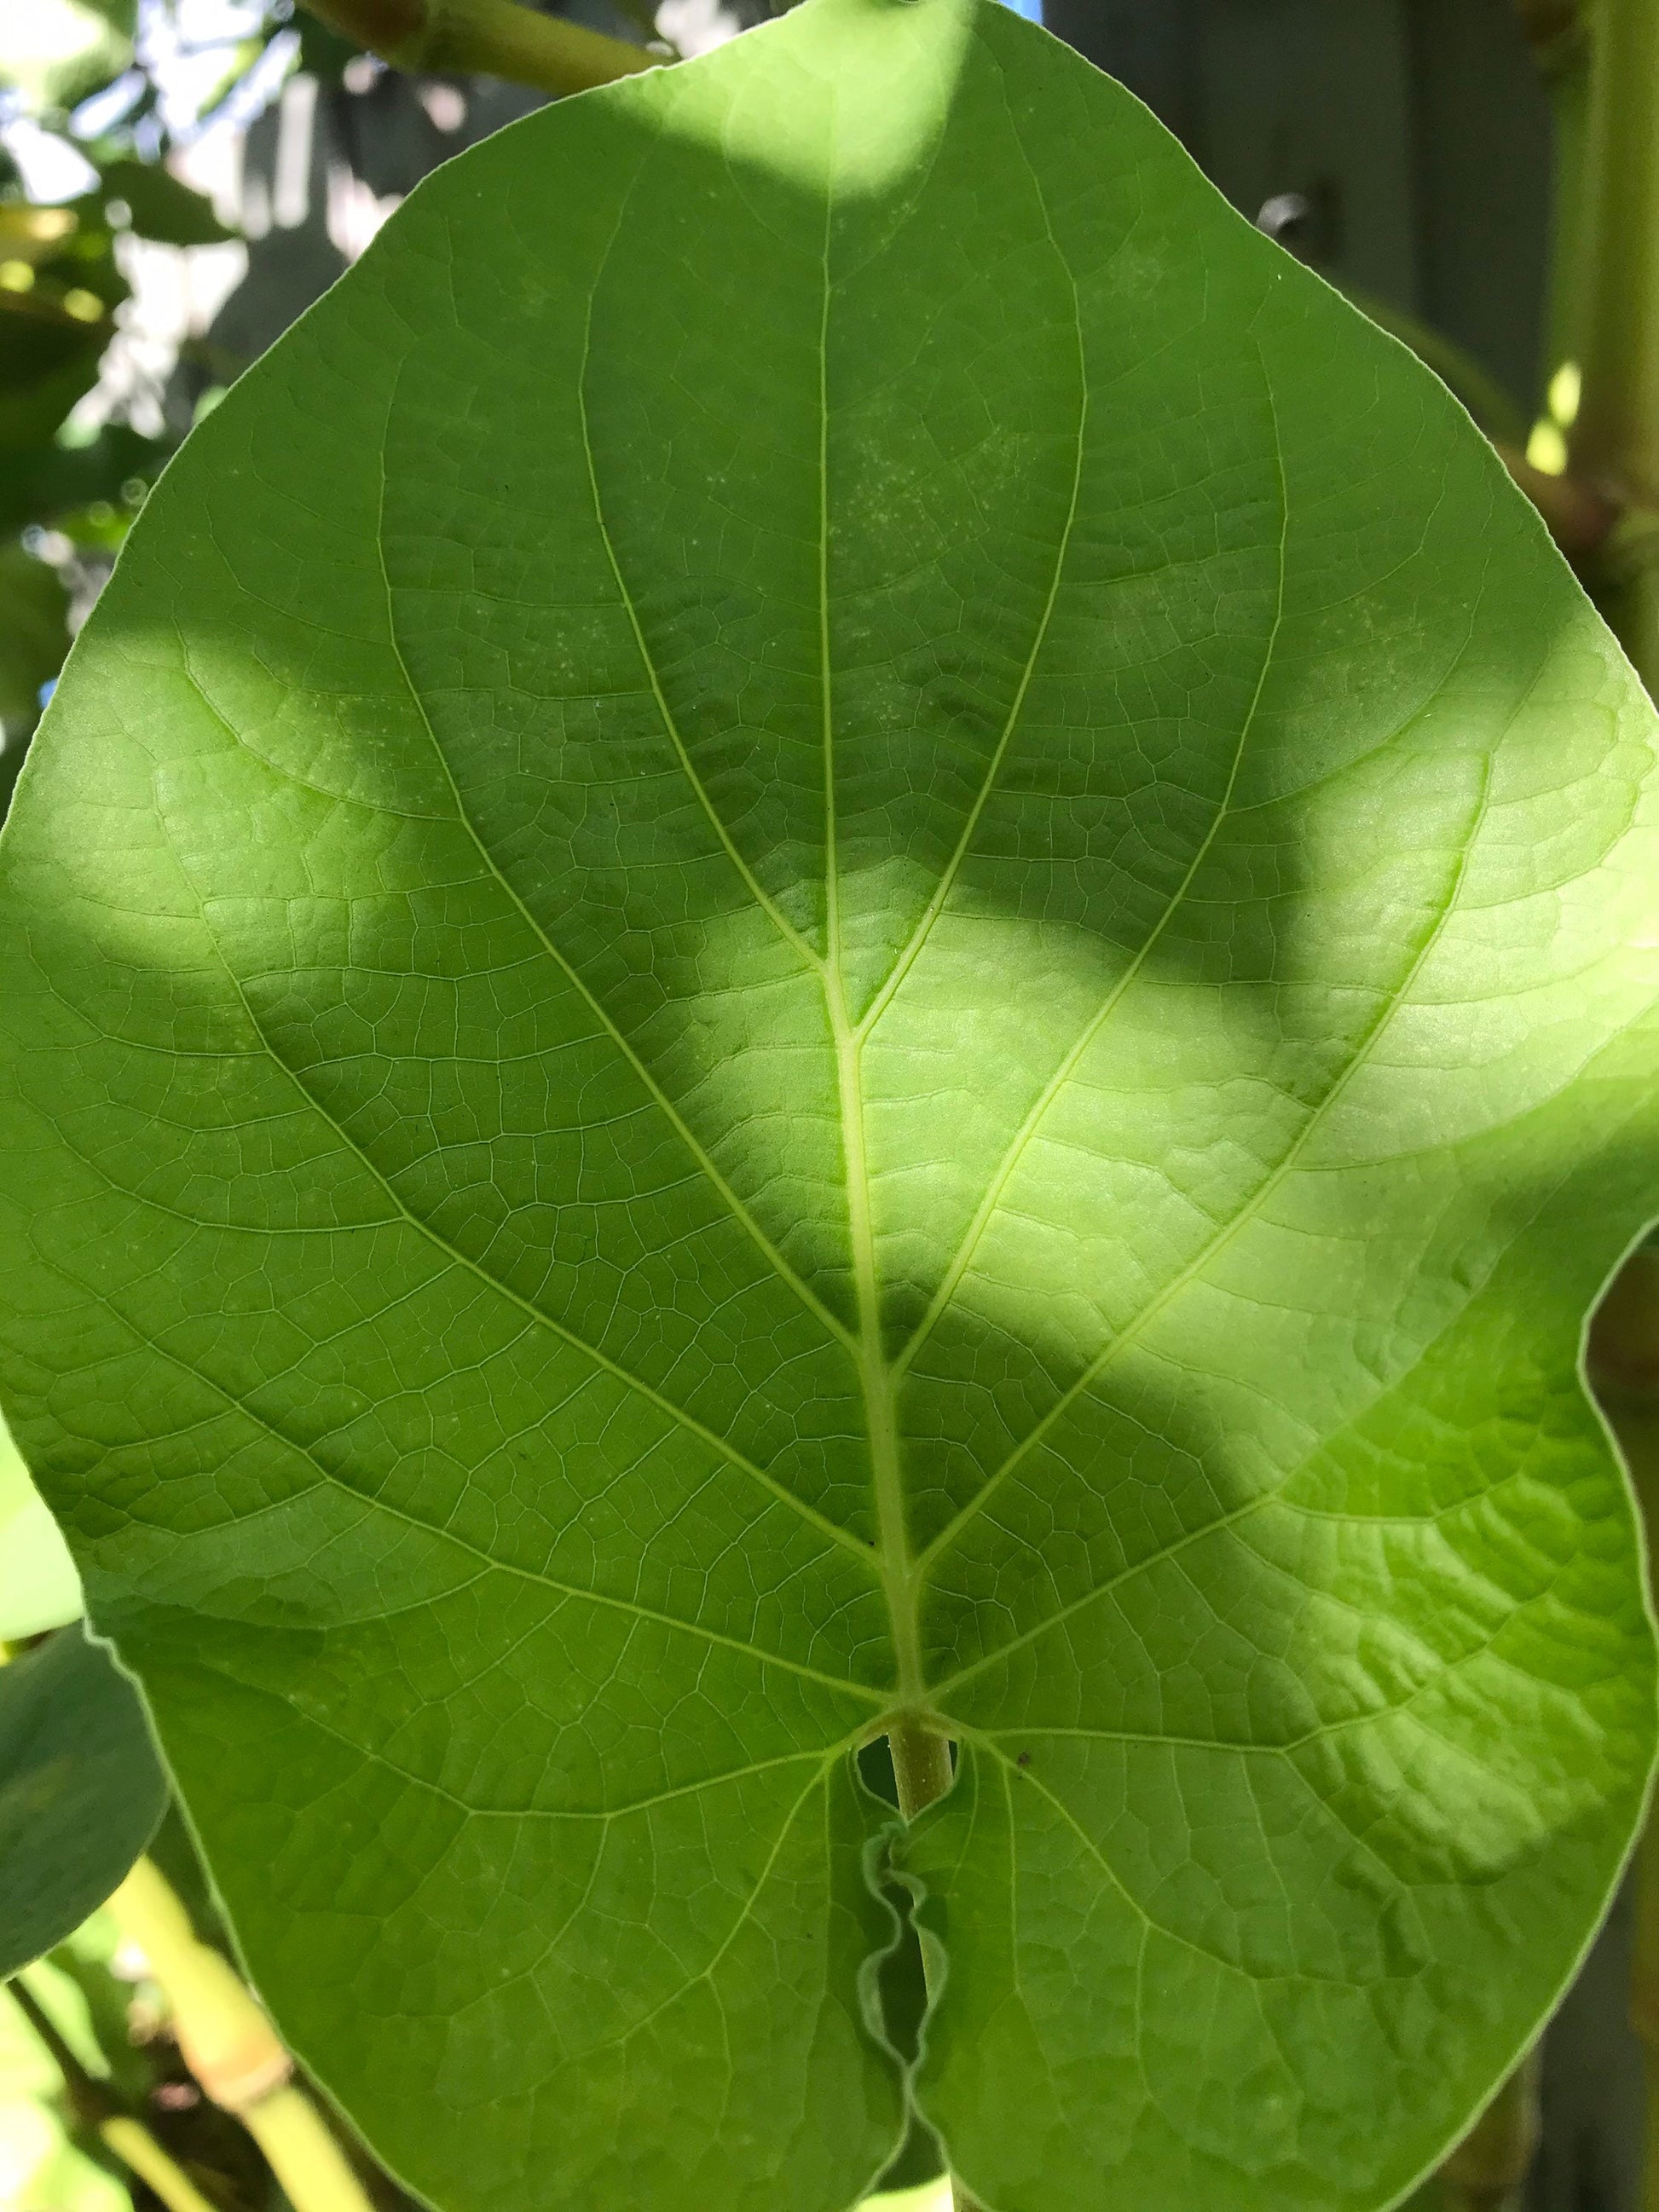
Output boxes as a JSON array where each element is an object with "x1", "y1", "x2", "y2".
[
  {"x1": 0, "y1": 1412, "x2": 82, "y2": 1641},
  {"x1": 0, "y1": 1, "x2": 1654, "y2": 2208}
]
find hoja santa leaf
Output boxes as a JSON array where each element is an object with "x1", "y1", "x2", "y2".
[{"x1": 0, "y1": 1, "x2": 1655, "y2": 2207}]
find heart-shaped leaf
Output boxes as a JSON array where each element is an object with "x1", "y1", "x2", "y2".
[
  {"x1": 0, "y1": 3, "x2": 1655, "y2": 2209},
  {"x1": 0, "y1": 1626, "x2": 167, "y2": 1978}
]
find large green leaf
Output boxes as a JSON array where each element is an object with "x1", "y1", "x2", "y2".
[
  {"x1": 0, "y1": 2, "x2": 1655, "y2": 2208},
  {"x1": 0, "y1": 1627, "x2": 166, "y2": 1978}
]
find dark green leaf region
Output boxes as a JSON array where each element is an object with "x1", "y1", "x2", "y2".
[
  {"x1": 0, "y1": 1626, "x2": 167, "y2": 1977},
  {"x1": 0, "y1": 2, "x2": 1656, "y2": 2208}
]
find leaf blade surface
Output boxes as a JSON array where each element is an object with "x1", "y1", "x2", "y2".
[{"x1": 0, "y1": 3, "x2": 1655, "y2": 2209}]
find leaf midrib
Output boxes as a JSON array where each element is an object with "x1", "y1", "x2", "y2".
[
  {"x1": 812, "y1": 129, "x2": 928, "y2": 1713},
  {"x1": 175, "y1": 161, "x2": 1490, "y2": 1751}
]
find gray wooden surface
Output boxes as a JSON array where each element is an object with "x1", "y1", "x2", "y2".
[{"x1": 1055, "y1": 0, "x2": 1552, "y2": 415}]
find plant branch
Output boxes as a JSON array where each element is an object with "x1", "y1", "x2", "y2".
[
  {"x1": 298, "y1": 0, "x2": 658, "y2": 95},
  {"x1": 1547, "y1": 14, "x2": 1659, "y2": 2202},
  {"x1": 240, "y1": 2088, "x2": 382, "y2": 2212},
  {"x1": 1567, "y1": 0, "x2": 1659, "y2": 504},
  {"x1": 108, "y1": 1859, "x2": 377, "y2": 2212},
  {"x1": 1512, "y1": 0, "x2": 1585, "y2": 73},
  {"x1": 6, "y1": 1977, "x2": 221, "y2": 2212},
  {"x1": 101, "y1": 2117, "x2": 225, "y2": 2212}
]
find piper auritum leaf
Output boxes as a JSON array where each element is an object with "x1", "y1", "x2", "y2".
[{"x1": 0, "y1": 3, "x2": 1655, "y2": 2209}]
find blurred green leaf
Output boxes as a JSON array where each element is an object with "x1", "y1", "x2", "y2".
[
  {"x1": 296, "y1": 13, "x2": 363, "y2": 87},
  {"x1": 0, "y1": 423, "x2": 165, "y2": 538},
  {"x1": 0, "y1": 203, "x2": 84, "y2": 268},
  {"x1": 0, "y1": 207, "x2": 128, "y2": 460},
  {"x1": 0, "y1": 0, "x2": 133, "y2": 114},
  {"x1": 77, "y1": 0, "x2": 137, "y2": 36},
  {"x1": 92, "y1": 159, "x2": 238, "y2": 249},
  {"x1": 0, "y1": 1628, "x2": 166, "y2": 1979},
  {"x1": 0, "y1": 335, "x2": 106, "y2": 454},
  {"x1": 0, "y1": 540, "x2": 70, "y2": 729},
  {"x1": 0, "y1": 1963, "x2": 133, "y2": 2212}
]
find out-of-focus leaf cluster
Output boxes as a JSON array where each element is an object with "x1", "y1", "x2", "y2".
[
  {"x1": 0, "y1": 15, "x2": 346, "y2": 2195},
  {"x1": 0, "y1": 0, "x2": 345, "y2": 776}
]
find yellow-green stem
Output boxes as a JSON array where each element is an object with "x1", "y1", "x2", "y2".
[
  {"x1": 99, "y1": 2117, "x2": 223, "y2": 2212},
  {"x1": 107, "y1": 1861, "x2": 292, "y2": 2109},
  {"x1": 1540, "y1": 16, "x2": 1592, "y2": 390},
  {"x1": 107, "y1": 1859, "x2": 376, "y2": 2212},
  {"x1": 7, "y1": 1976, "x2": 220, "y2": 2212},
  {"x1": 242, "y1": 2085, "x2": 381, "y2": 2212},
  {"x1": 299, "y1": 0, "x2": 656, "y2": 95},
  {"x1": 882, "y1": 1717, "x2": 961, "y2": 2205}
]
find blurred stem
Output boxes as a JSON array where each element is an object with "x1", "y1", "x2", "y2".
[
  {"x1": 6, "y1": 1978, "x2": 219, "y2": 2212},
  {"x1": 1557, "y1": 122, "x2": 1659, "y2": 2212},
  {"x1": 1435, "y1": 2051, "x2": 1543, "y2": 2211},
  {"x1": 108, "y1": 1861, "x2": 291, "y2": 2110},
  {"x1": 298, "y1": 0, "x2": 657, "y2": 95},
  {"x1": 108, "y1": 1858, "x2": 376, "y2": 2212},
  {"x1": 101, "y1": 2117, "x2": 223, "y2": 2212},
  {"x1": 1535, "y1": 7, "x2": 1592, "y2": 404},
  {"x1": 1566, "y1": 0, "x2": 1659, "y2": 507},
  {"x1": 1587, "y1": 1251, "x2": 1659, "y2": 2212},
  {"x1": 1559, "y1": 99, "x2": 1659, "y2": 2209}
]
